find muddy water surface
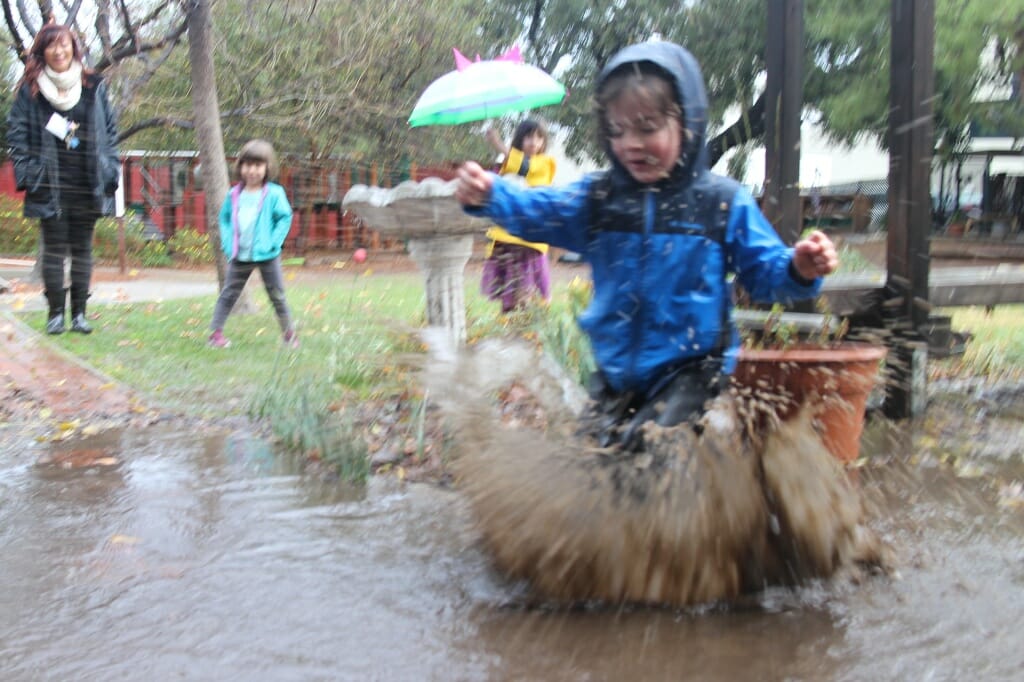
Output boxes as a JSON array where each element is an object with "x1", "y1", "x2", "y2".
[{"x1": 1, "y1": 393, "x2": 1023, "y2": 681}]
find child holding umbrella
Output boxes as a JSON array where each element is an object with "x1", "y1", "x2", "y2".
[{"x1": 480, "y1": 119, "x2": 556, "y2": 314}]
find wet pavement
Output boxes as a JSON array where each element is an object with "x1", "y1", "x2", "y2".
[
  {"x1": 2, "y1": 393, "x2": 1023, "y2": 681},
  {"x1": 0, "y1": 260, "x2": 219, "y2": 313}
]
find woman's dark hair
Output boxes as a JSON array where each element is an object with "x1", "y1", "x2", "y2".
[
  {"x1": 233, "y1": 139, "x2": 279, "y2": 183},
  {"x1": 18, "y1": 23, "x2": 92, "y2": 95},
  {"x1": 594, "y1": 62, "x2": 683, "y2": 144},
  {"x1": 510, "y1": 119, "x2": 548, "y2": 153}
]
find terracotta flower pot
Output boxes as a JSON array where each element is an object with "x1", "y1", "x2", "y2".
[{"x1": 733, "y1": 343, "x2": 887, "y2": 463}]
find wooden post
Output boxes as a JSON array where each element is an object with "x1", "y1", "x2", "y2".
[
  {"x1": 852, "y1": 194, "x2": 871, "y2": 233},
  {"x1": 118, "y1": 158, "x2": 130, "y2": 274},
  {"x1": 342, "y1": 168, "x2": 353, "y2": 248},
  {"x1": 117, "y1": 216, "x2": 126, "y2": 275},
  {"x1": 884, "y1": 0, "x2": 934, "y2": 418},
  {"x1": 372, "y1": 163, "x2": 383, "y2": 249},
  {"x1": 762, "y1": 0, "x2": 803, "y2": 246}
]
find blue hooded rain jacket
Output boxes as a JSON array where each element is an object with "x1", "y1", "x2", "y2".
[{"x1": 466, "y1": 41, "x2": 822, "y2": 395}]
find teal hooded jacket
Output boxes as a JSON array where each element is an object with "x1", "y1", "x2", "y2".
[{"x1": 218, "y1": 181, "x2": 293, "y2": 262}]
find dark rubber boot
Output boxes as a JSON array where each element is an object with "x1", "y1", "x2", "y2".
[
  {"x1": 44, "y1": 288, "x2": 66, "y2": 335},
  {"x1": 70, "y1": 288, "x2": 92, "y2": 334},
  {"x1": 70, "y1": 313, "x2": 92, "y2": 334}
]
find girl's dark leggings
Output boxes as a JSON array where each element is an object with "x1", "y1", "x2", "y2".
[{"x1": 210, "y1": 256, "x2": 293, "y2": 332}]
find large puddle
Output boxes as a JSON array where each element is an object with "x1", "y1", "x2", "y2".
[{"x1": 2, "y1": 391, "x2": 1023, "y2": 680}]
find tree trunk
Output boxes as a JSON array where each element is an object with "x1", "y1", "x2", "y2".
[{"x1": 186, "y1": 0, "x2": 253, "y2": 311}]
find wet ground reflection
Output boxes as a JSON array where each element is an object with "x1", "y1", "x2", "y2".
[{"x1": 1, "y1": 393, "x2": 1022, "y2": 680}]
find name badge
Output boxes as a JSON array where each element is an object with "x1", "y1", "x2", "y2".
[{"x1": 46, "y1": 112, "x2": 80, "y2": 149}]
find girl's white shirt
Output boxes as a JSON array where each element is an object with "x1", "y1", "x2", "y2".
[{"x1": 235, "y1": 188, "x2": 262, "y2": 260}]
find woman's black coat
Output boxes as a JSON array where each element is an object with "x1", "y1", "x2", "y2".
[{"x1": 6, "y1": 73, "x2": 120, "y2": 219}]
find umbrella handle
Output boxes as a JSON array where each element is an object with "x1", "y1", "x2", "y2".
[{"x1": 485, "y1": 127, "x2": 508, "y2": 155}]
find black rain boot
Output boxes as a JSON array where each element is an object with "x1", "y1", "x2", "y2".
[
  {"x1": 45, "y1": 288, "x2": 66, "y2": 335},
  {"x1": 70, "y1": 288, "x2": 93, "y2": 334}
]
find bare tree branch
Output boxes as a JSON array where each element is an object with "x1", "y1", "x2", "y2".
[
  {"x1": 94, "y1": 0, "x2": 111, "y2": 60},
  {"x1": 36, "y1": 1, "x2": 54, "y2": 23},
  {"x1": 1, "y1": 0, "x2": 26, "y2": 59},
  {"x1": 115, "y1": 0, "x2": 134, "y2": 51},
  {"x1": 65, "y1": 0, "x2": 83, "y2": 24},
  {"x1": 19, "y1": 1, "x2": 38, "y2": 33},
  {"x1": 527, "y1": 0, "x2": 542, "y2": 49},
  {"x1": 117, "y1": 115, "x2": 194, "y2": 141},
  {"x1": 93, "y1": 11, "x2": 187, "y2": 71},
  {"x1": 114, "y1": 37, "x2": 178, "y2": 109}
]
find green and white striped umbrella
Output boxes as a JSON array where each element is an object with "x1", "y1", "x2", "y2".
[{"x1": 409, "y1": 59, "x2": 566, "y2": 128}]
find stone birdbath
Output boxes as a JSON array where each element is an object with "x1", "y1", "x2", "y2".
[{"x1": 342, "y1": 177, "x2": 489, "y2": 346}]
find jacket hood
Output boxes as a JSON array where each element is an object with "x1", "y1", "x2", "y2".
[{"x1": 597, "y1": 41, "x2": 710, "y2": 185}]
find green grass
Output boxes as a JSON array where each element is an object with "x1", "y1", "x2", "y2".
[
  {"x1": 32, "y1": 266, "x2": 586, "y2": 407},
  {"x1": 43, "y1": 271, "x2": 430, "y2": 416},
  {"x1": 933, "y1": 305, "x2": 1024, "y2": 381}
]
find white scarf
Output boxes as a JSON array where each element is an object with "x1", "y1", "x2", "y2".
[{"x1": 36, "y1": 61, "x2": 83, "y2": 112}]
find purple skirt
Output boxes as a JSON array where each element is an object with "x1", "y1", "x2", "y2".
[{"x1": 481, "y1": 242, "x2": 551, "y2": 313}]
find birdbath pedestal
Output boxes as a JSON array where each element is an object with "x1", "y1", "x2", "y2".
[{"x1": 342, "y1": 178, "x2": 488, "y2": 346}]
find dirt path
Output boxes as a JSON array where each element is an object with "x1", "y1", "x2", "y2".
[{"x1": 0, "y1": 312, "x2": 146, "y2": 428}]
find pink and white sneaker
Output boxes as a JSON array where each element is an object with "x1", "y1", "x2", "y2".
[
  {"x1": 283, "y1": 329, "x2": 299, "y2": 349},
  {"x1": 208, "y1": 329, "x2": 231, "y2": 348}
]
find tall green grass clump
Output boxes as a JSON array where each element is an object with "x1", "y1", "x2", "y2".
[
  {"x1": 464, "y1": 274, "x2": 595, "y2": 388},
  {"x1": 251, "y1": 363, "x2": 371, "y2": 484},
  {"x1": 535, "y1": 276, "x2": 595, "y2": 387},
  {"x1": 248, "y1": 327, "x2": 381, "y2": 484}
]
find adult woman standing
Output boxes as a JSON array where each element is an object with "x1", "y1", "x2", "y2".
[{"x1": 6, "y1": 23, "x2": 120, "y2": 334}]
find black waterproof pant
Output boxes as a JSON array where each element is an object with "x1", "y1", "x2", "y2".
[
  {"x1": 578, "y1": 357, "x2": 726, "y2": 452},
  {"x1": 39, "y1": 205, "x2": 98, "y2": 315}
]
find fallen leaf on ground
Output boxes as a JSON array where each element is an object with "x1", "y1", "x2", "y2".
[
  {"x1": 998, "y1": 481, "x2": 1024, "y2": 508},
  {"x1": 110, "y1": 534, "x2": 140, "y2": 545}
]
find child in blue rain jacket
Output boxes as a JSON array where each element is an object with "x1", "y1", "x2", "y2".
[{"x1": 455, "y1": 40, "x2": 838, "y2": 450}]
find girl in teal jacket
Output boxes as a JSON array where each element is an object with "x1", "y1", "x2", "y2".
[{"x1": 208, "y1": 139, "x2": 297, "y2": 349}]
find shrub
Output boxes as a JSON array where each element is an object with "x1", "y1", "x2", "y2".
[
  {"x1": 0, "y1": 195, "x2": 173, "y2": 265},
  {"x1": 166, "y1": 227, "x2": 215, "y2": 266},
  {"x1": 0, "y1": 195, "x2": 38, "y2": 255},
  {"x1": 92, "y1": 214, "x2": 169, "y2": 264}
]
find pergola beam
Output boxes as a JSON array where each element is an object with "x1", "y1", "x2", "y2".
[
  {"x1": 762, "y1": 0, "x2": 803, "y2": 247},
  {"x1": 884, "y1": 0, "x2": 935, "y2": 418}
]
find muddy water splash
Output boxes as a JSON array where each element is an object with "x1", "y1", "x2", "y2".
[{"x1": 422, "y1": 334, "x2": 887, "y2": 606}]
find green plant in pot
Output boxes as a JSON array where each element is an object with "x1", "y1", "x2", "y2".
[{"x1": 733, "y1": 301, "x2": 886, "y2": 463}]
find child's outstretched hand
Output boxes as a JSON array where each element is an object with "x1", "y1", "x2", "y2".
[
  {"x1": 455, "y1": 162, "x2": 494, "y2": 207},
  {"x1": 792, "y1": 229, "x2": 839, "y2": 279}
]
